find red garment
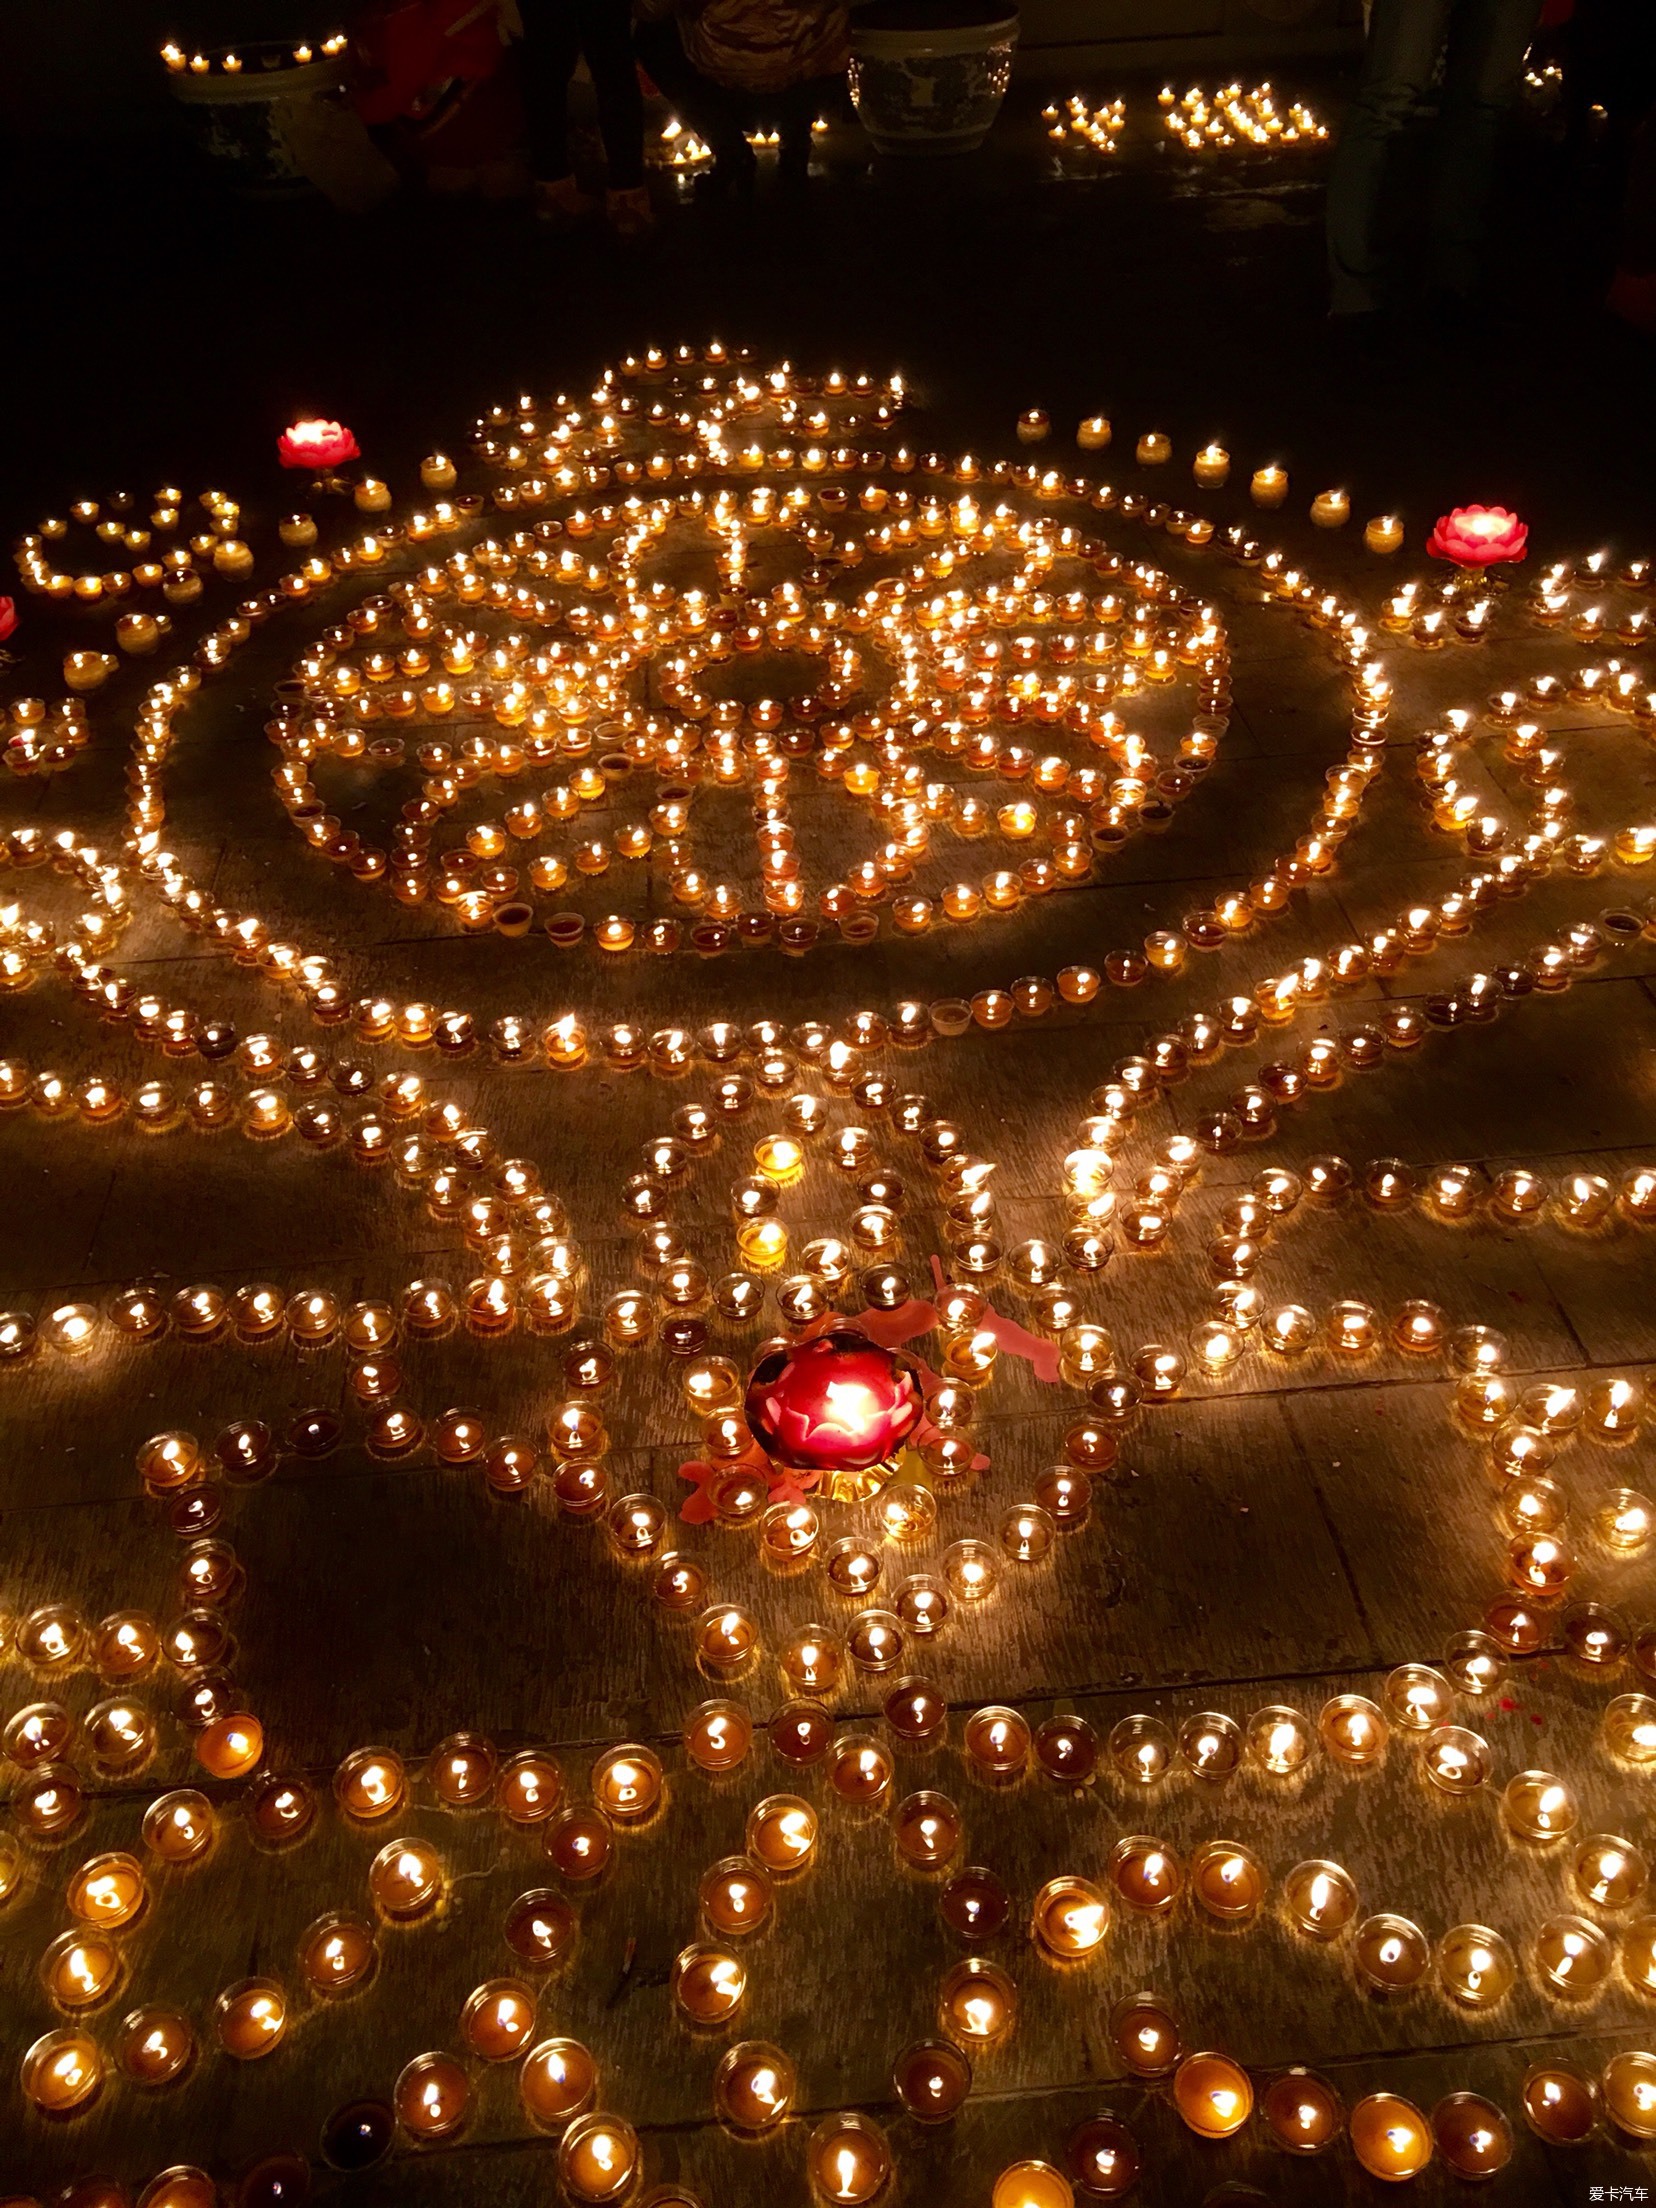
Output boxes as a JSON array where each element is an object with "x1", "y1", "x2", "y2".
[
  {"x1": 353, "y1": 0, "x2": 510, "y2": 126},
  {"x1": 680, "y1": 0, "x2": 848, "y2": 92}
]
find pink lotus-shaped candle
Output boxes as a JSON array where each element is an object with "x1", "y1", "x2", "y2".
[
  {"x1": 278, "y1": 418, "x2": 360, "y2": 470},
  {"x1": 1426, "y1": 504, "x2": 1528, "y2": 568},
  {"x1": 745, "y1": 1328, "x2": 922, "y2": 1501}
]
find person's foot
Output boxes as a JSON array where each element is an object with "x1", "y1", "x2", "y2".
[
  {"x1": 605, "y1": 185, "x2": 655, "y2": 239},
  {"x1": 533, "y1": 174, "x2": 596, "y2": 227}
]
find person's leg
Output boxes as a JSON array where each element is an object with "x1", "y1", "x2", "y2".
[
  {"x1": 1326, "y1": 0, "x2": 1457, "y2": 314},
  {"x1": 574, "y1": 0, "x2": 647, "y2": 193},
  {"x1": 1431, "y1": 0, "x2": 1545, "y2": 296},
  {"x1": 776, "y1": 79, "x2": 827, "y2": 182},
  {"x1": 517, "y1": 0, "x2": 584, "y2": 195}
]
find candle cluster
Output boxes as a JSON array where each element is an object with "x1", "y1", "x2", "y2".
[
  {"x1": 1157, "y1": 82, "x2": 1329, "y2": 153},
  {"x1": 1042, "y1": 97, "x2": 1127, "y2": 155},
  {"x1": 159, "y1": 36, "x2": 348, "y2": 77},
  {"x1": 4, "y1": 348, "x2": 1656, "y2": 2202}
]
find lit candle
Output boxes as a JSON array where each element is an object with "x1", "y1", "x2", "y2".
[
  {"x1": 1349, "y1": 2092, "x2": 1432, "y2": 2180},
  {"x1": 893, "y1": 2038, "x2": 971, "y2": 2121},
  {"x1": 1310, "y1": 488, "x2": 1350, "y2": 528},
  {"x1": 1193, "y1": 443, "x2": 1230, "y2": 487},
  {"x1": 394, "y1": 2050, "x2": 472, "y2": 2141},
  {"x1": 521, "y1": 2036, "x2": 597, "y2": 2125},
  {"x1": 1173, "y1": 2051, "x2": 1253, "y2": 2138},
  {"x1": 1365, "y1": 513, "x2": 1404, "y2": 554},
  {"x1": 1250, "y1": 465, "x2": 1288, "y2": 508},
  {"x1": 810, "y1": 2114, "x2": 892, "y2": 2204},
  {"x1": 714, "y1": 2040, "x2": 797, "y2": 2130}
]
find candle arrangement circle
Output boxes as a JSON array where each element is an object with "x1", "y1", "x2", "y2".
[{"x1": 743, "y1": 1329, "x2": 922, "y2": 1500}]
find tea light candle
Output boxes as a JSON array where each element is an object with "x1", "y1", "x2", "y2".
[
  {"x1": 1603, "y1": 2051, "x2": 1656, "y2": 2138},
  {"x1": 1262, "y1": 2068, "x2": 1343, "y2": 2153},
  {"x1": 965, "y1": 1704, "x2": 1031, "y2": 1782},
  {"x1": 1246, "y1": 1704, "x2": 1312, "y2": 1775},
  {"x1": 1017, "y1": 411, "x2": 1050, "y2": 443},
  {"x1": 1031, "y1": 1875, "x2": 1109, "y2": 1958},
  {"x1": 992, "y1": 2164, "x2": 1072, "y2": 2208},
  {"x1": 810, "y1": 2114, "x2": 892, "y2": 2204},
  {"x1": 1077, "y1": 415, "x2": 1112, "y2": 449},
  {"x1": 1535, "y1": 1913, "x2": 1611, "y2": 1994},
  {"x1": 747, "y1": 1794, "x2": 818, "y2": 1873},
  {"x1": 893, "y1": 1789, "x2": 963, "y2": 1871},
  {"x1": 143, "y1": 1789, "x2": 215, "y2": 1864},
  {"x1": 1173, "y1": 2052, "x2": 1253, "y2": 2138},
  {"x1": 1310, "y1": 488, "x2": 1350, "y2": 528},
  {"x1": 1109, "y1": 1991, "x2": 1180, "y2": 2076},
  {"x1": 23, "y1": 2029, "x2": 104, "y2": 2113},
  {"x1": 696, "y1": 1605, "x2": 758, "y2": 1673},
  {"x1": 1065, "y1": 2117, "x2": 1140, "y2": 2197},
  {"x1": 65, "y1": 1851, "x2": 147, "y2": 1930},
  {"x1": 591, "y1": 1745, "x2": 663, "y2": 1824},
  {"x1": 116, "y1": 2004, "x2": 196, "y2": 2087},
  {"x1": 714, "y1": 2040, "x2": 797, "y2": 2130},
  {"x1": 195, "y1": 1712, "x2": 263, "y2": 1779},
  {"x1": 1284, "y1": 1858, "x2": 1358, "y2": 1938},
  {"x1": 1504, "y1": 1769, "x2": 1577, "y2": 1841},
  {"x1": 462, "y1": 1979, "x2": 538, "y2": 2060},
  {"x1": 1250, "y1": 465, "x2": 1288, "y2": 508},
  {"x1": 1433, "y1": 2091, "x2": 1512, "y2": 2176},
  {"x1": 1191, "y1": 1841, "x2": 1265, "y2": 1922},
  {"x1": 214, "y1": 1978, "x2": 287, "y2": 2059},
  {"x1": 1522, "y1": 2062, "x2": 1598, "y2": 2142},
  {"x1": 42, "y1": 1930, "x2": 122, "y2": 2008},
  {"x1": 1356, "y1": 1913, "x2": 1430, "y2": 1992},
  {"x1": 1606, "y1": 1693, "x2": 1656, "y2": 1763},
  {"x1": 1365, "y1": 514, "x2": 1404, "y2": 554},
  {"x1": 369, "y1": 1837, "x2": 444, "y2": 1918},
  {"x1": 335, "y1": 1747, "x2": 406, "y2": 1820},
  {"x1": 832, "y1": 1736, "x2": 894, "y2": 1809},
  {"x1": 1319, "y1": 1694, "x2": 1387, "y2": 1766},
  {"x1": 686, "y1": 1700, "x2": 752, "y2": 1773},
  {"x1": 300, "y1": 1912, "x2": 377, "y2": 1994},
  {"x1": 673, "y1": 1943, "x2": 746, "y2": 2026},
  {"x1": 700, "y1": 1855, "x2": 774, "y2": 1937},
  {"x1": 1136, "y1": 431, "x2": 1172, "y2": 466},
  {"x1": 1575, "y1": 1832, "x2": 1646, "y2": 1908},
  {"x1": 1350, "y1": 2093, "x2": 1432, "y2": 2180},
  {"x1": 894, "y1": 2038, "x2": 971, "y2": 2121},
  {"x1": 521, "y1": 2036, "x2": 597, "y2": 2125},
  {"x1": 395, "y1": 2051, "x2": 472, "y2": 2141},
  {"x1": 1422, "y1": 1725, "x2": 1491, "y2": 1797},
  {"x1": 937, "y1": 1957, "x2": 1016, "y2": 2044},
  {"x1": 1436, "y1": 1922, "x2": 1515, "y2": 2007}
]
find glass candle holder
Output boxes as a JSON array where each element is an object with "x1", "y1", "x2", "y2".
[
  {"x1": 214, "y1": 1978, "x2": 287, "y2": 2060},
  {"x1": 395, "y1": 2050, "x2": 472, "y2": 2142},
  {"x1": 1504, "y1": 1769, "x2": 1578, "y2": 1841},
  {"x1": 937, "y1": 1957, "x2": 1016, "y2": 2046},
  {"x1": 300, "y1": 1913, "x2": 377, "y2": 1996},
  {"x1": 1108, "y1": 1714, "x2": 1175, "y2": 1786},
  {"x1": 1109, "y1": 1836, "x2": 1183, "y2": 1918},
  {"x1": 1437, "y1": 1922, "x2": 1516, "y2": 2007},
  {"x1": 809, "y1": 2114, "x2": 891, "y2": 2205},
  {"x1": 1319, "y1": 1693, "x2": 1387, "y2": 1767},
  {"x1": 714, "y1": 2040, "x2": 797, "y2": 2132},
  {"x1": 1284, "y1": 1858, "x2": 1358, "y2": 1938},
  {"x1": 1031, "y1": 1876, "x2": 1109, "y2": 1959},
  {"x1": 1432, "y1": 2091, "x2": 1512, "y2": 2177},
  {"x1": 1190, "y1": 1840, "x2": 1266, "y2": 1923},
  {"x1": 893, "y1": 2038, "x2": 971, "y2": 2122},
  {"x1": 673, "y1": 1943, "x2": 746, "y2": 2026},
  {"x1": 1109, "y1": 1991, "x2": 1180, "y2": 2077},
  {"x1": 992, "y1": 2164, "x2": 1072, "y2": 2208},
  {"x1": 1064, "y1": 2116, "x2": 1140, "y2": 2199},
  {"x1": 1262, "y1": 2068, "x2": 1344, "y2": 2154},
  {"x1": 1173, "y1": 2051, "x2": 1253, "y2": 2139},
  {"x1": 1521, "y1": 2061, "x2": 1598, "y2": 2143},
  {"x1": 1603, "y1": 2052, "x2": 1656, "y2": 2139},
  {"x1": 1350, "y1": 2093, "x2": 1432, "y2": 2181},
  {"x1": 1535, "y1": 1913, "x2": 1612, "y2": 1996}
]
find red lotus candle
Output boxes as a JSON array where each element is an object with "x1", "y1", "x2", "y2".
[
  {"x1": 278, "y1": 419, "x2": 361, "y2": 470},
  {"x1": 0, "y1": 597, "x2": 16, "y2": 643},
  {"x1": 1426, "y1": 505, "x2": 1527, "y2": 568},
  {"x1": 744, "y1": 1328, "x2": 922, "y2": 1502}
]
